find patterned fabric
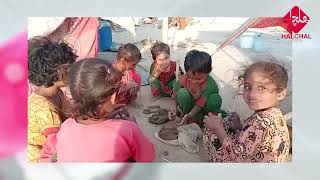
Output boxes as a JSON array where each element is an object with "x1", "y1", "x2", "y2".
[
  {"x1": 203, "y1": 107, "x2": 290, "y2": 163},
  {"x1": 149, "y1": 61, "x2": 183, "y2": 97},
  {"x1": 28, "y1": 92, "x2": 63, "y2": 163}
]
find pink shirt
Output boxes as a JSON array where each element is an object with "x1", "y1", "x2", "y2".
[{"x1": 42, "y1": 118, "x2": 155, "y2": 162}]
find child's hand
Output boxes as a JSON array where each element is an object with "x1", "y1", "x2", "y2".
[
  {"x1": 119, "y1": 81, "x2": 138, "y2": 94},
  {"x1": 176, "y1": 114, "x2": 189, "y2": 126},
  {"x1": 181, "y1": 114, "x2": 190, "y2": 124},
  {"x1": 203, "y1": 113, "x2": 224, "y2": 131},
  {"x1": 152, "y1": 63, "x2": 162, "y2": 77},
  {"x1": 127, "y1": 81, "x2": 139, "y2": 94},
  {"x1": 228, "y1": 112, "x2": 243, "y2": 130},
  {"x1": 51, "y1": 153, "x2": 57, "y2": 162}
]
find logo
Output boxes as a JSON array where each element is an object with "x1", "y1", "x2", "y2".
[{"x1": 282, "y1": 6, "x2": 311, "y2": 39}]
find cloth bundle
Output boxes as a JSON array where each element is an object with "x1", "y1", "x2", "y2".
[{"x1": 155, "y1": 123, "x2": 203, "y2": 153}]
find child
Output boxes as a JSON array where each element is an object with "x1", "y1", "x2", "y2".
[
  {"x1": 28, "y1": 39, "x2": 77, "y2": 162},
  {"x1": 170, "y1": 50, "x2": 225, "y2": 128},
  {"x1": 112, "y1": 43, "x2": 142, "y2": 105},
  {"x1": 41, "y1": 58, "x2": 155, "y2": 162},
  {"x1": 28, "y1": 37, "x2": 52, "y2": 96},
  {"x1": 203, "y1": 62, "x2": 290, "y2": 163},
  {"x1": 148, "y1": 42, "x2": 183, "y2": 98}
]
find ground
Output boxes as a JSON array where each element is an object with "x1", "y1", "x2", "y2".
[{"x1": 99, "y1": 17, "x2": 292, "y2": 162}]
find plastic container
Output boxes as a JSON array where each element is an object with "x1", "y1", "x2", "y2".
[
  {"x1": 253, "y1": 34, "x2": 264, "y2": 52},
  {"x1": 240, "y1": 32, "x2": 255, "y2": 49},
  {"x1": 98, "y1": 21, "x2": 112, "y2": 52}
]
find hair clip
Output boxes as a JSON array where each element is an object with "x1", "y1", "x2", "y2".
[{"x1": 100, "y1": 66, "x2": 111, "y2": 74}]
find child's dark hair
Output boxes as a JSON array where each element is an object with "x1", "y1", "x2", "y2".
[
  {"x1": 184, "y1": 50, "x2": 212, "y2": 74},
  {"x1": 28, "y1": 38, "x2": 77, "y2": 87},
  {"x1": 238, "y1": 62, "x2": 288, "y2": 92},
  {"x1": 116, "y1": 43, "x2": 141, "y2": 62},
  {"x1": 68, "y1": 58, "x2": 122, "y2": 120},
  {"x1": 28, "y1": 36, "x2": 50, "y2": 54},
  {"x1": 150, "y1": 42, "x2": 170, "y2": 60}
]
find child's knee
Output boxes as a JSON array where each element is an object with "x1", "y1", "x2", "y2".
[
  {"x1": 150, "y1": 79, "x2": 161, "y2": 87},
  {"x1": 207, "y1": 93, "x2": 222, "y2": 112},
  {"x1": 177, "y1": 88, "x2": 192, "y2": 100}
]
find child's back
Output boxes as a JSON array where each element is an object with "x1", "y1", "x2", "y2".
[
  {"x1": 28, "y1": 91, "x2": 63, "y2": 162},
  {"x1": 239, "y1": 107, "x2": 289, "y2": 162},
  {"x1": 56, "y1": 118, "x2": 154, "y2": 162},
  {"x1": 41, "y1": 58, "x2": 155, "y2": 163}
]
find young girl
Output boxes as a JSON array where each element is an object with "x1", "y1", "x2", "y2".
[
  {"x1": 203, "y1": 62, "x2": 290, "y2": 163},
  {"x1": 41, "y1": 58, "x2": 155, "y2": 162},
  {"x1": 28, "y1": 38, "x2": 77, "y2": 162},
  {"x1": 112, "y1": 43, "x2": 142, "y2": 105},
  {"x1": 170, "y1": 50, "x2": 225, "y2": 128},
  {"x1": 148, "y1": 42, "x2": 183, "y2": 98}
]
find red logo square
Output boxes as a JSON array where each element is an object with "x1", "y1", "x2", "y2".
[{"x1": 283, "y1": 6, "x2": 310, "y2": 34}]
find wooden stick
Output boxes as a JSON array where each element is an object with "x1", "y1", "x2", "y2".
[{"x1": 159, "y1": 155, "x2": 172, "y2": 163}]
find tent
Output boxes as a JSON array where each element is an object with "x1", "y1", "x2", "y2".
[{"x1": 212, "y1": 17, "x2": 290, "y2": 56}]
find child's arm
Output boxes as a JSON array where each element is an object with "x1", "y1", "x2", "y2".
[
  {"x1": 204, "y1": 113, "x2": 229, "y2": 142},
  {"x1": 40, "y1": 133, "x2": 58, "y2": 163},
  {"x1": 38, "y1": 108, "x2": 61, "y2": 137},
  {"x1": 183, "y1": 106, "x2": 201, "y2": 119},
  {"x1": 148, "y1": 63, "x2": 158, "y2": 84},
  {"x1": 204, "y1": 113, "x2": 270, "y2": 162},
  {"x1": 171, "y1": 74, "x2": 187, "y2": 98},
  {"x1": 130, "y1": 124, "x2": 155, "y2": 162},
  {"x1": 149, "y1": 63, "x2": 161, "y2": 78},
  {"x1": 131, "y1": 69, "x2": 141, "y2": 90}
]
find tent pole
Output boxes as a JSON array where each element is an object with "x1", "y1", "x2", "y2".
[{"x1": 211, "y1": 47, "x2": 219, "y2": 57}]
